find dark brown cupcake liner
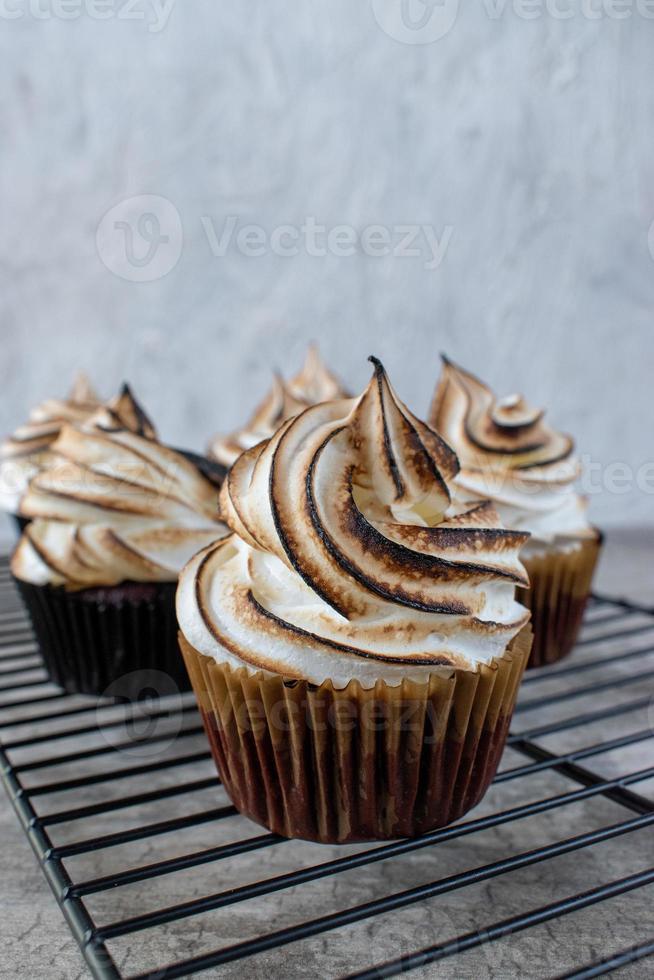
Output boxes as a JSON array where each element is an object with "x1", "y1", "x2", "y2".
[
  {"x1": 180, "y1": 625, "x2": 532, "y2": 844},
  {"x1": 518, "y1": 532, "x2": 602, "y2": 670},
  {"x1": 15, "y1": 578, "x2": 190, "y2": 698}
]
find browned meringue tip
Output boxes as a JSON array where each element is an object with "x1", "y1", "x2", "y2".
[
  {"x1": 439, "y1": 352, "x2": 487, "y2": 387},
  {"x1": 91, "y1": 383, "x2": 158, "y2": 440},
  {"x1": 68, "y1": 371, "x2": 99, "y2": 404}
]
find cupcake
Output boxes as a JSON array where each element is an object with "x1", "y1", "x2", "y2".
[
  {"x1": 207, "y1": 344, "x2": 347, "y2": 469},
  {"x1": 429, "y1": 356, "x2": 601, "y2": 669},
  {"x1": 178, "y1": 358, "x2": 532, "y2": 843},
  {"x1": 11, "y1": 385, "x2": 227, "y2": 697},
  {"x1": 0, "y1": 373, "x2": 100, "y2": 534}
]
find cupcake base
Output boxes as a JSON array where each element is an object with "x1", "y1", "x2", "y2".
[
  {"x1": 15, "y1": 579, "x2": 190, "y2": 698},
  {"x1": 518, "y1": 533, "x2": 602, "y2": 670},
  {"x1": 180, "y1": 626, "x2": 532, "y2": 844}
]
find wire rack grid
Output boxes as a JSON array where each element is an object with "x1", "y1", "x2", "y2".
[{"x1": 1, "y1": 554, "x2": 653, "y2": 979}]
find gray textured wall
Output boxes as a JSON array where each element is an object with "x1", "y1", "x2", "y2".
[{"x1": 1, "y1": 2, "x2": 652, "y2": 536}]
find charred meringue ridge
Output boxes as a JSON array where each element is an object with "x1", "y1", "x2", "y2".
[
  {"x1": 11, "y1": 385, "x2": 227, "y2": 588},
  {"x1": 178, "y1": 358, "x2": 530, "y2": 687},
  {"x1": 0, "y1": 373, "x2": 101, "y2": 513},
  {"x1": 207, "y1": 344, "x2": 348, "y2": 467},
  {"x1": 429, "y1": 356, "x2": 595, "y2": 544}
]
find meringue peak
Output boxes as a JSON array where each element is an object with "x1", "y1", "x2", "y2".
[
  {"x1": 367, "y1": 354, "x2": 384, "y2": 375},
  {"x1": 13, "y1": 384, "x2": 227, "y2": 587},
  {"x1": 431, "y1": 355, "x2": 573, "y2": 464},
  {"x1": 208, "y1": 344, "x2": 348, "y2": 468},
  {"x1": 68, "y1": 372, "x2": 99, "y2": 406},
  {"x1": 288, "y1": 343, "x2": 344, "y2": 403},
  {"x1": 0, "y1": 378, "x2": 103, "y2": 513},
  {"x1": 430, "y1": 355, "x2": 593, "y2": 544},
  {"x1": 353, "y1": 358, "x2": 458, "y2": 522},
  {"x1": 87, "y1": 384, "x2": 158, "y2": 441},
  {"x1": 201, "y1": 358, "x2": 530, "y2": 683}
]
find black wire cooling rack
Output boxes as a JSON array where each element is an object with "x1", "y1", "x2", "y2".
[{"x1": 1, "y1": 551, "x2": 654, "y2": 979}]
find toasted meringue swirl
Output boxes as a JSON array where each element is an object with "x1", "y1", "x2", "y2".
[
  {"x1": 286, "y1": 342, "x2": 345, "y2": 403},
  {"x1": 207, "y1": 344, "x2": 348, "y2": 467},
  {"x1": 178, "y1": 359, "x2": 530, "y2": 687},
  {"x1": 0, "y1": 374, "x2": 101, "y2": 513},
  {"x1": 429, "y1": 357, "x2": 595, "y2": 547},
  {"x1": 11, "y1": 386, "x2": 227, "y2": 588}
]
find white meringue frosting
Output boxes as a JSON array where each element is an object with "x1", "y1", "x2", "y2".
[
  {"x1": 11, "y1": 385, "x2": 227, "y2": 588},
  {"x1": 0, "y1": 374, "x2": 101, "y2": 513},
  {"x1": 207, "y1": 344, "x2": 347, "y2": 467},
  {"x1": 178, "y1": 358, "x2": 530, "y2": 687},
  {"x1": 430, "y1": 357, "x2": 596, "y2": 548}
]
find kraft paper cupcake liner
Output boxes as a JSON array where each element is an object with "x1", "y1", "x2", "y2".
[
  {"x1": 15, "y1": 579, "x2": 190, "y2": 698},
  {"x1": 518, "y1": 532, "x2": 602, "y2": 670},
  {"x1": 180, "y1": 625, "x2": 532, "y2": 844}
]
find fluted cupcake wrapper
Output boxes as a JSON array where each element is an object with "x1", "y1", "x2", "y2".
[
  {"x1": 518, "y1": 533, "x2": 602, "y2": 670},
  {"x1": 180, "y1": 625, "x2": 532, "y2": 844},
  {"x1": 15, "y1": 579, "x2": 190, "y2": 698}
]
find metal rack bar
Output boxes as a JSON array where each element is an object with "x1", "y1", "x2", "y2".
[
  {"x1": 520, "y1": 644, "x2": 654, "y2": 685},
  {"x1": 95, "y1": 810, "x2": 654, "y2": 945},
  {"x1": 343, "y1": 869, "x2": 654, "y2": 980},
  {"x1": 554, "y1": 940, "x2": 654, "y2": 980},
  {"x1": 51, "y1": 805, "x2": 239, "y2": 859}
]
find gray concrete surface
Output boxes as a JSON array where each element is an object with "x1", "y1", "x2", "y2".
[
  {"x1": 0, "y1": 527, "x2": 652, "y2": 978},
  {"x1": 1, "y1": 7, "x2": 653, "y2": 529}
]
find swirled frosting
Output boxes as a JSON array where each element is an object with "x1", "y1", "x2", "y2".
[
  {"x1": 178, "y1": 358, "x2": 530, "y2": 687},
  {"x1": 286, "y1": 343, "x2": 345, "y2": 403},
  {"x1": 429, "y1": 356, "x2": 595, "y2": 547},
  {"x1": 0, "y1": 374, "x2": 101, "y2": 514},
  {"x1": 207, "y1": 345, "x2": 347, "y2": 467},
  {"x1": 11, "y1": 385, "x2": 227, "y2": 588}
]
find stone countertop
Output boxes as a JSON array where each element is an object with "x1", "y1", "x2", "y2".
[{"x1": 0, "y1": 528, "x2": 653, "y2": 980}]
